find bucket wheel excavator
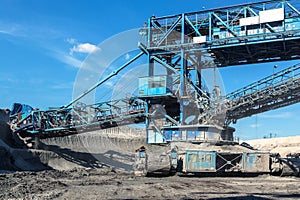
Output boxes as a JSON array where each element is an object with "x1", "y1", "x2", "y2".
[{"x1": 8, "y1": 0, "x2": 300, "y2": 177}]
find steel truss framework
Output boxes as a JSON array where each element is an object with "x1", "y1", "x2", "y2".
[
  {"x1": 226, "y1": 63, "x2": 300, "y2": 124},
  {"x1": 140, "y1": 0, "x2": 300, "y2": 127},
  {"x1": 11, "y1": 98, "x2": 146, "y2": 138},
  {"x1": 9, "y1": 0, "x2": 300, "y2": 138},
  {"x1": 145, "y1": 0, "x2": 300, "y2": 67}
]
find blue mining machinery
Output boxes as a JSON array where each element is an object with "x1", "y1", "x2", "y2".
[{"x1": 9, "y1": 0, "x2": 300, "y2": 176}]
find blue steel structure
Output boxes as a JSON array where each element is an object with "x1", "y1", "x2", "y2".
[
  {"x1": 144, "y1": 0, "x2": 300, "y2": 66},
  {"x1": 138, "y1": 0, "x2": 300, "y2": 143},
  {"x1": 226, "y1": 63, "x2": 300, "y2": 124},
  {"x1": 10, "y1": 98, "x2": 146, "y2": 138},
  {"x1": 136, "y1": 0, "x2": 300, "y2": 176},
  {"x1": 8, "y1": 0, "x2": 300, "y2": 176}
]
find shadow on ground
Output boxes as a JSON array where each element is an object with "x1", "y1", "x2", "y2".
[{"x1": 38, "y1": 141, "x2": 134, "y2": 172}]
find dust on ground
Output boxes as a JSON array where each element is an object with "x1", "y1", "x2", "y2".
[{"x1": 1, "y1": 168, "x2": 300, "y2": 200}]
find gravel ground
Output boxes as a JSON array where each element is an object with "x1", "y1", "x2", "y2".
[
  {"x1": 1, "y1": 115, "x2": 300, "y2": 200},
  {"x1": 1, "y1": 168, "x2": 300, "y2": 200}
]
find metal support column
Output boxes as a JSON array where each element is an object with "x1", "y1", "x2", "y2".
[{"x1": 180, "y1": 14, "x2": 187, "y2": 123}]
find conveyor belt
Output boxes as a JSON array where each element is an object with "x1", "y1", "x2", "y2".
[{"x1": 226, "y1": 63, "x2": 300, "y2": 124}]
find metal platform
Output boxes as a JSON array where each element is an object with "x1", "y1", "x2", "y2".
[{"x1": 143, "y1": 0, "x2": 300, "y2": 66}]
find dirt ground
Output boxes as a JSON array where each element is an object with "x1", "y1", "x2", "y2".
[
  {"x1": 1, "y1": 110, "x2": 300, "y2": 200},
  {"x1": 0, "y1": 168, "x2": 299, "y2": 200}
]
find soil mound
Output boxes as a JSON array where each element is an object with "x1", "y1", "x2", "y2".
[
  {"x1": 0, "y1": 110, "x2": 146, "y2": 173},
  {"x1": 246, "y1": 136, "x2": 300, "y2": 157}
]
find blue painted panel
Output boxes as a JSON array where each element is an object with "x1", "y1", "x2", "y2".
[
  {"x1": 171, "y1": 152, "x2": 177, "y2": 159},
  {"x1": 138, "y1": 77, "x2": 148, "y2": 96},
  {"x1": 242, "y1": 153, "x2": 269, "y2": 172},
  {"x1": 163, "y1": 130, "x2": 181, "y2": 141},
  {"x1": 163, "y1": 130, "x2": 172, "y2": 141},
  {"x1": 138, "y1": 76, "x2": 172, "y2": 97},
  {"x1": 148, "y1": 87, "x2": 166, "y2": 95},
  {"x1": 186, "y1": 151, "x2": 216, "y2": 172},
  {"x1": 139, "y1": 151, "x2": 146, "y2": 158},
  {"x1": 171, "y1": 130, "x2": 181, "y2": 141},
  {"x1": 10, "y1": 103, "x2": 33, "y2": 119},
  {"x1": 243, "y1": 153, "x2": 258, "y2": 170},
  {"x1": 286, "y1": 18, "x2": 300, "y2": 31},
  {"x1": 186, "y1": 131, "x2": 201, "y2": 140}
]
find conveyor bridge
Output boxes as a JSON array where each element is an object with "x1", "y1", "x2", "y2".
[
  {"x1": 10, "y1": 98, "x2": 146, "y2": 138},
  {"x1": 226, "y1": 63, "x2": 300, "y2": 124}
]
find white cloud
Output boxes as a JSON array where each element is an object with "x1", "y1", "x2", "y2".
[
  {"x1": 0, "y1": 22, "x2": 98, "y2": 69},
  {"x1": 0, "y1": 30, "x2": 12, "y2": 35},
  {"x1": 250, "y1": 124, "x2": 262, "y2": 128},
  {"x1": 70, "y1": 43, "x2": 100, "y2": 55},
  {"x1": 51, "y1": 50, "x2": 82, "y2": 68},
  {"x1": 66, "y1": 38, "x2": 77, "y2": 44},
  {"x1": 61, "y1": 54, "x2": 82, "y2": 68},
  {"x1": 260, "y1": 112, "x2": 293, "y2": 119},
  {"x1": 0, "y1": 21, "x2": 87, "y2": 70},
  {"x1": 0, "y1": 22, "x2": 24, "y2": 37},
  {"x1": 50, "y1": 82, "x2": 74, "y2": 89}
]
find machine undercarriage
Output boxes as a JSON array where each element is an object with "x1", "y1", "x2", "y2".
[{"x1": 134, "y1": 126, "x2": 300, "y2": 177}]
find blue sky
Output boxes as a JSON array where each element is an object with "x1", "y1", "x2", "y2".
[{"x1": 1, "y1": 0, "x2": 300, "y2": 139}]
